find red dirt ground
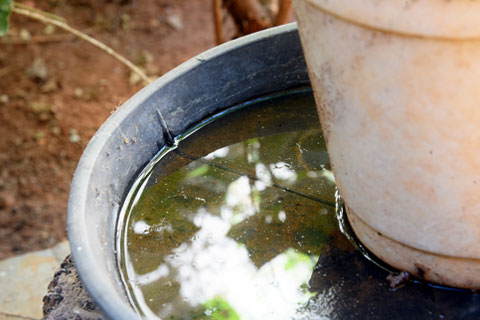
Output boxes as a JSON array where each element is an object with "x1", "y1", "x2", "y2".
[{"x1": 0, "y1": 0, "x2": 220, "y2": 259}]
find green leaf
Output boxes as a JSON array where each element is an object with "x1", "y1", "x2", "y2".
[
  {"x1": 187, "y1": 164, "x2": 210, "y2": 178},
  {"x1": 202, "y1": 297, "x2": 240, "y2": 320},
  {"x1": 0, "y1": 0, "x2": 12, "y2": 36}
]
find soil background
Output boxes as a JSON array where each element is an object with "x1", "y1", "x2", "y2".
[{"x1": 0, "y1": 0, "x2": 236, "y2": 259}]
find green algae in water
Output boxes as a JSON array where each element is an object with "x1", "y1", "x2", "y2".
[{"x1": 117, "y1": 90, "x2": 340, "y2": 320}]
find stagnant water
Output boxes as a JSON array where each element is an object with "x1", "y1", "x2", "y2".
[{"x1": 117, "y1": 90, "x2": 479, "y2": 320}]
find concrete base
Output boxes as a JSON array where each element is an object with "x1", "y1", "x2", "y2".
[{"x1": 347, "y1": 207, "x2": 480, "y2": 290}]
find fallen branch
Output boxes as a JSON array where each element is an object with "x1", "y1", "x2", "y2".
[
  {"x1": 274, "y1": 0, "x2": 292, "y2": 26},
  {"x1": 212, "y1": 0, "x2": 223, "y2": 44},
  {"x1": 223, "y1": 0, "x2": 272, "y2": 37},
  {"x1": 218, "y1": 0, "x2": 293, "y2": 40}
]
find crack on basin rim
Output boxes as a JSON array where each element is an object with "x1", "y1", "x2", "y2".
[{"x1": 67, "y1": 23, "x2": 310, "y2": 320}]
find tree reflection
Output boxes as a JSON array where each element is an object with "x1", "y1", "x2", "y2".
[{"x1": 121, "y1": 121, "x2": 337, "y2": 319}]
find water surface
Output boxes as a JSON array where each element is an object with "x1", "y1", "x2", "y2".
[{"x1": 117, "y1": 90, "x2": 340, "y2": 319}]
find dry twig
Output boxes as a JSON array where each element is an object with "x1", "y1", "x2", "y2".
[
  {"x1": 11, "y1": 3, "x2": 152, "y2": 84},
  {"x1": 0, "y1": 32, "x2": 76, "y2": 44}
]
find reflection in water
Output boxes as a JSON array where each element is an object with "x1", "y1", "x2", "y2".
[
  {"x1": 117, "y1": 91, "x2": 480, "y2": 319},
  {"x1": 117, "y1": 91, "x2": 338, "y2": 319}
]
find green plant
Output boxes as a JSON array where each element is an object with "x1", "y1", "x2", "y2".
[
  {"x1": 0, "y1": 0, "x2": 152, "y2": 84},
  {"x1": 0, "y1": 0, "x2": 11, "y2": 35}
]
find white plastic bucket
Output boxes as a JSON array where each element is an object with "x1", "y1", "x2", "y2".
[{"x1": 294, "y1": 0, "x2": 480, "y2": 288}]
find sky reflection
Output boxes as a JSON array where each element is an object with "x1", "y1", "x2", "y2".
[{"x1": 118, "y1": 95, "x2": 337, "y2": 319}]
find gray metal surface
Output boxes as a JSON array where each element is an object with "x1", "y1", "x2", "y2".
[{"x1": 67, "y1": 23, "x2": 309, "y2": 320}]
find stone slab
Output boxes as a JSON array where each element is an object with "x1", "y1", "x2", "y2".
[{"x1": 0, "y1": 241, "x2": 70, "y2": 320}]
